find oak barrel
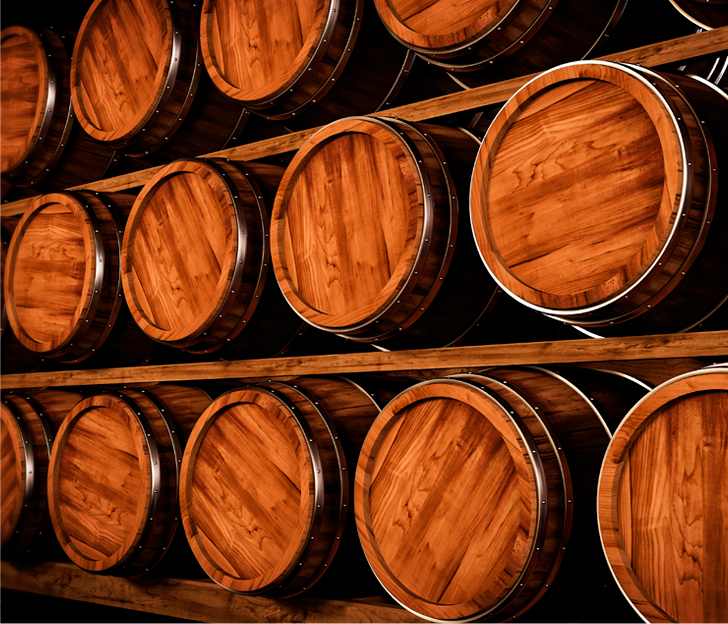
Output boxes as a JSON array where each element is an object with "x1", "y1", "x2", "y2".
[
  {"x1": 3, "y1": 191, "x2": 157, "y2": 365},
  {"x1": 47, "y1": 385, "x2": 211, "y2": 576},
  {"x1": 69, "y1": 0, "x2": 259, "y2": 159},
  {"x1": 598, "y1": 366, "x2": 728, "y2": 623},
  {"x1": 180, "y1": 377, "x2": 399, "y2": 597},
  {"x1": 121, "y1": 158, "x2": 307, "y2": 358},
  {"x1": 354, "y1": 367, "x2": 649, "y2": 622},
  {"x1": 1, "y1": 389, "x2": 83, "y2": 558},
  {"x1": 1, "y1": 25, "x2": 117, "y2": 191},
  {"x1": 670, "y1": 0, "x2": 728, "y2": 29},
  {"x1": 199, "y1": 0, "x2": 414, "y2": 127},
  {"x1": 471, "y1": 61, "x2": 728, "y2": 337},
  {"x1": 270, "y1": 116, "x2": 540, "y2": 350}
]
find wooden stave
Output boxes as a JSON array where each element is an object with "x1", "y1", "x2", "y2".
[
  {"x1": 200, "y1": 0, "x2": 414, "y2": 126},
  {"x1": 1, "y1": 389, "x2": 84, "y2": 558},
  {"x1": 597, "y1": 367, "x2": 728, "y2": 623},
  {"x1": 354, "y1": 367, "x2": 647, "y2": 622},
  {"x1": 271, "y1": 116, "x2": 498, "y2": 349},
  {"x1": 70, "y1": 0, "x2": 249, "y2": 159},
  {"x1": 179, "y1": 377, "x2": 383, "y2": 598},
  {"x1": 373, "y1": 0, "x2": 624, "y2": 74},
  {"x1": 46, "y1": 385, "x2": 210, "y2": 577},
  {"x1": 3, "y1": 190, "x2": 150, "y2": 364},
  {"x1": 0, "y1": 25, "x2": 118, "y2": 191},
  {"x1": 470, "y1": 61, "x2": 727, "y2": 336},
  {"x1": 121, "y1": 157, "x2": 307, "y2": 358}
]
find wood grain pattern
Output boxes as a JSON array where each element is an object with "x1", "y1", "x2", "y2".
[
  {"x1": 355, "y1": 367, "x2": 632, "y2": 621},
  {"x1": 471, "y1": 61, "x2": 727, "y2": 335},
  {"x1": 598, "y1": 367, "x2": 728, "y2": 623},
  {"x1": 1, "y1": 560, "x2": 427, "y2": 623},
  {"x1": 180, "y1": 377, "x2": 381, "y2": 597},
  {"x1": 1, "y1": 27, "x2": 726, "y2": 218},
  {"x1": 47, "y1": 386, "x2": 210, "y2": 576}
]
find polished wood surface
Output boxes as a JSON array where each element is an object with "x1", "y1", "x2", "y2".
[
  {"x1": 1, "y1": 27, "x2": 47, "y2": 176},
  {"x1": 71, "y1": 0, "x2": 175, "y2": 144},
  {"x1": 1, "y1": 389, "x2": 83, "y2": 557},
  {"x1": 355, "y1": 367, "x2": 631, "y2": 621},
  {"x1": 598, "y1": 367, "x2": 728, "y2": 623},
  {"x1": 471, "y1": 61, "x2": 726, "y2": 335},
  {"x1": 180, "y1": 377, "x2": 381, "y2": 597},
  {"x1": 47, "y1": 386, "x2": 210, "y2": 576}
]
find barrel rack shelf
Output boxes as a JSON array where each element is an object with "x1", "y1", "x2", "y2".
[{"x1": 2, "y1": 26, "x2": 728, "y2": 624}]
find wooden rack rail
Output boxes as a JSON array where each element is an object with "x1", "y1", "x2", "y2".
[{"x1": 3, "y1": 26, "x2": 728, "y2": 624}]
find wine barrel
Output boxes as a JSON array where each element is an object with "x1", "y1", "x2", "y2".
[
  {"x1": 69, "y1": 0, "x2": 264, "y2": 159},
  {"x1": 1, "y1": 389, "x2": 83, "y2": 558},
  {"x1": 199, "y1": 0, "x2": 414, "y2": 128},
  {"x1": 121, "y1": 158, "x2": 307, "y2": 358},
  {"x1": 355, "y1": 367, "x2": 649, "y2": 622},
  {"x1": 47, "y1": 385, "x2": 211, "y2": 576},
  {"x1": 670, "y1": 0, "x2": 728, "y2": 29},
  {"x1": 3, "y1": 190, "x2": 156, "y2": 365},
  {"x1": 271, "y1": 116, "x2": 545, "y2": 349},
  {"x1": 471, "y1": 61, "x2": 728, "y2": 337},
  {"x1": 180, "y1": 377, "x2": 401, "y2": 597},
  {"x1": 0, "y1": 25, "x2": 117, "y2": 191},
  {"x1": 598, "y1": 366, "x2": 728, "y2": 623}
]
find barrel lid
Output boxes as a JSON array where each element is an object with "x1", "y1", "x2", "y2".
[
  {"x1": 0, "y1": 26, "x2": 50, "y2": 175},
  {"x1": 471, "y1": 61, "x2": 687, "y2": 314},
  {"x1": 47, "y1": 394, "x2": 158, "y2": 573},
  {"x1": 372, "y1": 0, "x2": 520, "y2": 53},
  {"x1": 598, "y1": 368, "x2": 728, "y2": 623},
  {"x1": 4, "y1": 193, "x2": 100, "y2": 355},
  {"x1": 180, "y1": 388, "x2": 316, "y2": 593},
  {"x1": 70, "y1": 0, "x2": 176, "y2": 144},
  {"x1": 271, "y1": 117, "x2": 427, "y2": 331},
  {"x1": 1, "y1": 402, "x2": 28, "y2": 548},
  {"x1": 669, "y1": 0, "x2": 728, "y2": 30},
  {"x1": 122, "y1": 159, "x2": 245, "y2": 344},
  {"x1": 355, "y1": 379, "x2": 541, "y2": 621},
  {"x1": 200, "y1": 0, "x2": 334, "y2": 104}
]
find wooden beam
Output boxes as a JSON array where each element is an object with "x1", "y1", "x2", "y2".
[
  {"x1": 2, "y1": 331, "x2": 727, "y2": 389},
  {"x1": 1, "y1": 561, "x2": 424, "y2": 623},
  {"x1": 3, "y1": 27, "x2": 726, "y2": 218}
]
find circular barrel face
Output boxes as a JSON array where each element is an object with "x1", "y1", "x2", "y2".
[
  {"x1": 0, "y1": 27, "x2": 48, "y2": 176},
  {"x1": 271, "y1": 117, "x2": 427, "y2": 332},
  {"x1": 670, "y1": 0, "x2": 728, "y2": 29},
  {"x1": 4, "y1": 194, "x2": 97, "y2": 355},
  {"x1": 355, "y1": 379, "x2": 543, "y2": 621},
  {"x1": 180, "y1": 387, "x2": 320, "y2": 594},
  {"x1": 48, "y1": 395, "x2": 156, "y2": 572},
  {"x1": 70, "y1": 0, "x2": 175, "y2": 144},
  {"x1": 598, "y1": 368, "x2": 728, "y2": 623},
  {"x1": 200, "y1": 0, "x2": 334, "y2": 105},
  {"x1": 471, "y1": 61, "x2": 698, "y2": 317},
  {"x1": 373, "y1": 0, "x2": 519, "y2": 53},
  {"x1": 1, "y1": 403, "x2": 28, "y2": 549},
  {"x1": 122, "y1": 160, "x2": 243, "y2": 345}
]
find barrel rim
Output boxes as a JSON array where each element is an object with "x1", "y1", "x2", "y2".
[{"x1": 470, "y1": 60, "x2": 695, "y2": 317}]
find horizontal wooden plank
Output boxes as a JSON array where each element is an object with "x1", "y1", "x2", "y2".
[
  {"x1": 2, "y1": 331, "x2": 727, "y2": 389},
  {"x1": 1, "y1": 561, "x2": 424, "y2": 623},
  {"x1": 2, "y1": 27, "x2": 726, "y2": 218}
]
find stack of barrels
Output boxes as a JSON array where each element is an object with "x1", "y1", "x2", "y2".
[{"x1": 2, "y1": 0, "x2": 728, "y2": 622}]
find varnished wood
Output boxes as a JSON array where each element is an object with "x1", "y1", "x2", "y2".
[
  {"x1": 471, "y1": 61, "x2": 728, "y2": 335},
  {"x1": 47, "y1": 385, "x2": 211, "y2": 576},
  {"x1": 1, "y1": 560, "x2": 426, "y2": 623},
  {"x1": 3, "y1": 27, "x2": 725, "y2": 218},
  {"x1": 670, "y1": 0, "x2": 728, "y2": 30},
  {"x1": 354, "y1": 367, "x2": 645, "y2": 621},
  {"x1": 180, "y1": 377, "x2": 382, "y2": 597},
  {"x1": 598, "y1": 367, "x2": 728, "y2": 623}
]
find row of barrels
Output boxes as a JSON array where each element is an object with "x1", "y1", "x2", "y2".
[
  {"x1": 2, "y1": 0, "x2": 726, "y2": 197},
  {"x1": 3, "y1": 60, "x2": 728, "y2": 373},
  {"x1": 2, "y1": 364, "x2": 727, "y2": 622}
]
